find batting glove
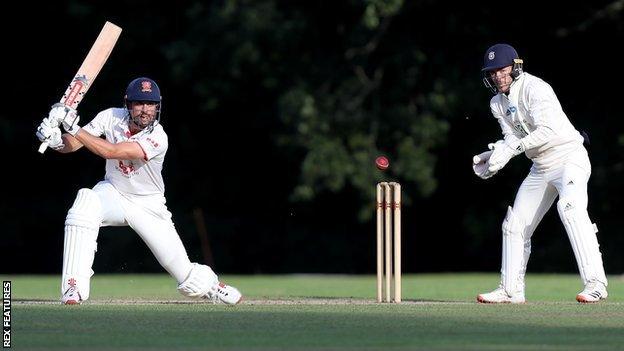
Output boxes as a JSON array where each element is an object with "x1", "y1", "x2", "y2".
[{"x1": 36, "y1": 119, "x2": 64, "y2": 150}]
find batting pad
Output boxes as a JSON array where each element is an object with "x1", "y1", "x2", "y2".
[
  {"x1": 501, "y1": 206, "x2": 526, "y2": 295},
  {"x1": 62, "y1": 188, "x2": 103, "y2": 301},
  {"x1": 557, "y1": 197, "x2": 607, "y2": 286}
]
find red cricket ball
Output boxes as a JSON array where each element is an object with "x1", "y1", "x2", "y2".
[{"x1": 375, "y1": 156, "x2": 389, "y2": 171}]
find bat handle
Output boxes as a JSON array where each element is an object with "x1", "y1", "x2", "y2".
[{"x1": 38, "y1": 141, "x2": 49, "y2": 154}]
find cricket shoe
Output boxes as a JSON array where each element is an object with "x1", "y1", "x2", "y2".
[
  {"x1": 204, "y1": 282, "x2": 242, "y2": 305},
  {"x1": 61, "y1": 286, "x2": 83, "y2": 305},
  {"x1": 576, "y1": 281, "x2": 608, "y2": 303},
  {"x1": 477, "y1": 287, "x2": 525, "y2": 304}
]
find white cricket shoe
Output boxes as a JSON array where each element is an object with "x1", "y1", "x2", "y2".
[
  {"x1": 477, "y1": 287, "x2": 525, "y2": 304},
  {"x1": 205, "y1": 282, "x2": 242, "y2": 305},
  {"x1": 576, "y1": 281, "x2": 608, "y2": 303},
  {"x1": 61, "y1": 286, "x2": 82, "y2": 305}
]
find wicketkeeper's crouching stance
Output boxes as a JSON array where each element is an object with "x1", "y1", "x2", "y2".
[
  {"x1": 36, "y1": 77, "x2": 242, "y2": 305},
  {"x1": 473, "y1": 44, "x2": 608, "y2": 303}
]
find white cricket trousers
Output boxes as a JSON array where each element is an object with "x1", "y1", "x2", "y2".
[
  {"x1": 501, "y1": 148, "x2": 607, "y2": 294},
  {"x1": 93, "y1": 181, "x2": 193, "y2": 281}
]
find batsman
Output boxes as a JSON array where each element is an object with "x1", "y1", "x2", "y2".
[
  {"x1": 473, "y1": 44, "x2": 608, "y2": 303},
  {"x1": 35, "y1": 77, "x2": 242, "y2": 305}
]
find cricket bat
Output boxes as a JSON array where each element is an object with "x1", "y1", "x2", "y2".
[{"x1": 38, "y1": 21, "x2": 122, "y2": 154}]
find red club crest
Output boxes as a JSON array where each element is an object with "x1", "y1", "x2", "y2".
[{"x1": 141, "y1": 81, "x2": 152, "y2": 92}]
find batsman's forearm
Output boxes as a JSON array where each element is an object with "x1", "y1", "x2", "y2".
[
  {"x1": 73, "y1": 129, "x2": 144, "y2": 160},
  {"x1": 58, "y1": 134, "x2": 84, "y2": 153},
  {"x1": 74, "y1": 129, "x2": 117, "y2": 159}
]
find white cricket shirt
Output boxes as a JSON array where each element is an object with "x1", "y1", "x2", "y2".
[
  {"x1": 82, "y1": 108, "x2": 168, "y2": 196},
  {"x1": 489, "y1": 72, "x2": 585, "y2": 171}
]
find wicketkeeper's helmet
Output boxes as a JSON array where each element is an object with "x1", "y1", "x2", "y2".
[{"x1": 481, "y1": 43, "x2": 524, "y2": 93}]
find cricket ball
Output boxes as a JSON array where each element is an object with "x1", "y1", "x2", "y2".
[{"x1": 375, "y1": 156, "x2": 389, "y2": 171}]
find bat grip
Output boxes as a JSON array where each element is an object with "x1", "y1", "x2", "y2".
[{"x1": 38, "y1": 141, "x2": 49, "y2": 154}]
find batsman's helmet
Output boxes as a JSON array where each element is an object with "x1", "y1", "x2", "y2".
[
  {"x1": 124, "y1": 77, "x2": 162, "y2": 132},
  {"x1": 125, "y1": 77, "x2": 161, "y2": 103},
  {"x1": 481, "y1": 43, "x2": 524, "y2": 93}
]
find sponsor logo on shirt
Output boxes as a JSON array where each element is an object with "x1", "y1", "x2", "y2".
[
  {"x1": 146, "y1": 137, "x2": 159, "y2": 149},
  {"x1": 506, "y1": 105, "x2": 529, "y2": 136},
  {"x1": 116, "y1": 160, "x2": 136, "y2": 176}
]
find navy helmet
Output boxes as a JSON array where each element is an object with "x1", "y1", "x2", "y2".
[
  {"x1": 124, "y1": 77, "x2": 162, "y2": 132},
  {"x1": 125, "y1": 77, "x2": 161, "y2": 103},
  {"x1": 482, "y1": 44, "x2": 519, "y2": 72},
  {"x1": 481, "y1": 43, "x2": 524, "y2": 93}
]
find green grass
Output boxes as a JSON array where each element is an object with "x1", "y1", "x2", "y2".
[{"x1": 3, "y1": 273, "x2": 624, "y2": 350}]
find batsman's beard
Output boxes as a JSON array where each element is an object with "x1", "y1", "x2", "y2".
[{"x1": 132, "y1": 113, "x2": 155, "y2": 130}]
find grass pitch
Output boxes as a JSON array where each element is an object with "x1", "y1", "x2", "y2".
[{"x1": 4, "y1": 273, "x2": 624, "y2": 350}]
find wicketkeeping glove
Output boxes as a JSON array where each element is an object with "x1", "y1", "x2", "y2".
[
  {"x1": 487, "y1": 138, "x2": 524, "y2": 173},
  {"x1": 472, "y1": 150, "x2": 495, "y2": 179}
]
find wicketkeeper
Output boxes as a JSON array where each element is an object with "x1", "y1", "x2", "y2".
[
  {"x1": 473, "y1": 44, "x2": 608, "y2": 303},
  {"x1": 35, "y1": 77, "x2": 242, "y2": 305}
]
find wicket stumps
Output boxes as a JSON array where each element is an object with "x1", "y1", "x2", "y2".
[{"x1": 376, "y1": 182, "x2": 401, "y2": 303}]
